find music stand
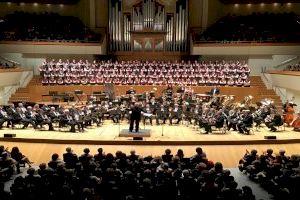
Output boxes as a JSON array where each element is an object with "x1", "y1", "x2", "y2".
[
  {"x1": 49, "y1": 91, "x2": 58, "y2": 102},
  {"x1": 74, "y1": 90, "x2": 83, "y2": 105}
]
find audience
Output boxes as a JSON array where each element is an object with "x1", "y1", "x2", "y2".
[
  {"x1": 39, "y1": 59, "x2": 251, "y2": 86},
  {"x1": 0, "y1": 12, "x2": 100, "y2": 42},
  {"x1": 239, "y1": 149, "x2": 300, "y2": 200},
  {"x1": 0, "y1": 145, "x2": 256, "y2": 200},
  {"x1": 285, "y1": 62, "x2": 300, "y2": 71},
  {"x1": 194, "y1": 12, "x2": 300, "y2": 43}
]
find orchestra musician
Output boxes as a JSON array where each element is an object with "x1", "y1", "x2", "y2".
[
  {"x1": 24, "y1": 106, "x2": 38, "y2": 129},
  {"x1": 169, "y1": 104, "x2": 182, "y2": 125},
  {"x1": 156, "y1": 104, "x2": 168, "y2": 125},
  {"x1": 109, "y1": 105, "x2": 122, "y2": 123},
  {"x1": 143, "y1": 104, "x2": 154, "y2": 125},
  {"x1": 283, "y1": 99, "x2": 295, "y2": 126},
  {"x1": 264, "y1": 110, "x2": 283, "y2": 132},
  {"x1": 210, "y1": 86, "x2": 220, "y2": 96},
  {"x1": 0, "y1": 106, "x2": 11, "y2": 129},
  {"x1": 14, "y1": 107, "x2": 36, "y2": 129},
  {"x1": 35, "y1": 109, "x2": 54, "y2": 131},
  {"x1": 48, "y1": 106, "x2": 62, "y2": 127},
  {"x1": 60, "y1": 109, "x2": 77, "y2": 133},
  {"x1": 236, "y1": 110, "x2": 253, "y2": 134}
]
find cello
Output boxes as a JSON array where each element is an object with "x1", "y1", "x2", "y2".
[
  {"x1": 284, "y1": 103, "x2": 294, "y2": 126},
  {"x1": 292, "y1": 112, "x2": 300, "y2": 131}
]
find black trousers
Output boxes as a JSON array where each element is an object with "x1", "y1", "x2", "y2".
[
  {"x1": 0, "y1": 118, "x2": 10, "y2": 129},
  {"x1": 37, "y1": 120, "x2": 54, "y2": 131},
  {"x1": 143, "y1": 116, "x2": 153, "y2": 125},
  {"x1": 129, "y1": 119, "x2": 140, "y2": 132},
  {"x1": 237, "y1": 122, "x2": 250, "y2": 134},
  {"x1": 265, "y1": 122, "x2": 276, "y2": 131},
  {"x1": 19, "y1": 119, "x2": 36, "y2": 129}
]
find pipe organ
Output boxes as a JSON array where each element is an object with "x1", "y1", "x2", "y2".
[{"x1": 109, "y1": 0, "x2": 188, "y2": 52}]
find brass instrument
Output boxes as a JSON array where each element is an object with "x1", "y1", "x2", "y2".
[
  {"x1": 222, "y1": 95, "x2": 235, "y2": 108},
  {"x1": 240, "y1": 95, "x2": 253, "y2": 108}
]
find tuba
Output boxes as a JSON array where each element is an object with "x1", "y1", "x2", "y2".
[{"x1": 241, "y1": 95, "x2": 253, "y2": 108}]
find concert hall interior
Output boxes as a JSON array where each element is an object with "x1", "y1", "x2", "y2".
[{"x1": 0, "y1": 0, "x2": 300, "y2": 199}]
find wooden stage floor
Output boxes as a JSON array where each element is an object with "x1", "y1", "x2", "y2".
[
  {"x1": 0, "y1": 121, "x2": 300, "y2": 145},
  {"x1": 1, "y1": 122, "x2": 300, "y2": 167}
]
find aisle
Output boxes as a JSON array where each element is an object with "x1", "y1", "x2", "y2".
[{"x1": 229, "y1": 168, "x2": 273, "y2": 200}]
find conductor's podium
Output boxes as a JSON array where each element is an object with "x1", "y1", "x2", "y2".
[{"x1": 119, "y1": 129, "x2": 151, "y2": 140}]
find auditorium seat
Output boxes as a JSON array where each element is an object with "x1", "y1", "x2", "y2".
[{"x1": 194, "y1": 12, "x2": 300, "y2": 43}]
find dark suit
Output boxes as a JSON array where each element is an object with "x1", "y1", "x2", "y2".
[
  {"x1": 210, "y1": 88, "x2": 220, "y2": 95},
  {"x1": 6, "y1": 107, "x2": 18, "y2": 128},
  {"x1": 129, "y1": 105, "x2": 142, "y2": 132},
  {"x1": 36, "y1": 112, "x2": 54, "y2": 131},
  {"x1": 169, "y1": 107, "x2": 182, "y2": 124},
  {"x1": 156, "y1": 106, "x2": 168, "y2": 125},
  {"x1": 237, "y1": 114, "x2": 253, "y2": 134},
  {"x1": 0, "y1": 110, "x2": 11, "y2": 129},
  {"x1": 16, "y1": 112, "x2": 36, "y2": 129}
]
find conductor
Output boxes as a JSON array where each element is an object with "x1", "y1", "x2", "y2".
[{"x1": 129, "y1": 102, "x2": 142, "y2": 132}]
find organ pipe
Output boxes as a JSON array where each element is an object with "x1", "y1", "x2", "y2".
[{"x1": 109, "y1": 0, "x2": 188, "y2": 52}]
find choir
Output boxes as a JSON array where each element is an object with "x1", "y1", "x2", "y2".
[{"x1": 39, "y1": 59, "x2": 251, "y2": 87}]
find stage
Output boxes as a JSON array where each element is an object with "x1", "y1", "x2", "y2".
[
  {"x1": 1, "y1": 121, "x2": 300, "y2": 145},
  {"x1": 1, "y1": 122, "x2": 300, "y2": 167}
]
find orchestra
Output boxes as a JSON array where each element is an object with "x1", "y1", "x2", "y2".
[{"x1": 0, "y1": 85, "x2": 289, "y2": 134}]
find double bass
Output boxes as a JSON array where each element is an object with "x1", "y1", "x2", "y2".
[
  {"x1": 284, "y1": 103, "x2": 294, "y2": 126},
  {"x1": 292, "y1": 112, "x2": 300, "y2": 131}
]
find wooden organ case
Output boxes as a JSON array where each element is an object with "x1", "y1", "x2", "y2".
[{"x1": 109, "y1": 0, "x2": 189, "y2": 59}]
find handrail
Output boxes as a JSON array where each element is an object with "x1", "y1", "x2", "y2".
[
  {"x1": 262, "y1": 72, "x2": 286, "y2": 103},
  {"x1": 0, "y1": 55, "x2": 20, "y2": 66},
  {"x1": 273, "y1": 56, "x2": 299, "y2": 69},
  {"x1": 0, "y1": 37, "x2": 102, "y2": 44},
  {"x1": 273, "y1": 87, "x2": 286, "y2": 103},
  {"x1": 19, "y1": 71, "x2": 33, "y2": 87}
]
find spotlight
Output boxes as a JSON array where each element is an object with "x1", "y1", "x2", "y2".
[
  {"x1": 59, "y1": 4, "x2": 64, "y2": 8},
  {"x1": 247, "y1": 3, "x2": 252, "y2": 7},
  {"x1": 7, "y1": 2, "x2": 11, "y2": 5},
  {"x1": 20, "y1": 2, "x2": 25, "y2": 6},
  {"x1": 273, "y1": 2, "x2": 278, "y2": 6},
  {"x1": 260, "y1": 3, "x2": 265, "y2": 7},
  {"x1": 234, "y1": 4, "x2": 239, "y2": 8},
  {"x1": 33, "y1": 3, "x2": 38, "y2": 7}
]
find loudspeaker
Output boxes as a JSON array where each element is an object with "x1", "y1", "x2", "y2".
[
  {"x1": 133, "y1": 137, "x2": 143, "y2": 140},
  {"x1": 264, "y1": 135, "x2": 277, "y2": 140},
  {"x1": 4, "y1": 133, "x2": 16, "y2": 138}
]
